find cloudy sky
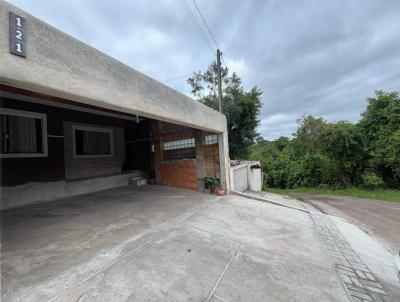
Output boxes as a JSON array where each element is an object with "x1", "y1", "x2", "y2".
[{"x1": 8, "y1": 0, "x2": 400, "y2": 140}]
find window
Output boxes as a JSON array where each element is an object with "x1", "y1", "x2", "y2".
[
  {"x1": 163, "y1": 138, "x2": 195, "y2": 161},
  {"x1": 204, "y1": 134, "x2": 218, "y2": 145},
  {"x1": 0, "y1": 108, "x2": 47, "y2": 158},
  {"x1": 163, "y1": 138, "x2": 195, "y2": 150},
  {"x1": 73, "y1": 126, "x2": 113, "y2": 157}
]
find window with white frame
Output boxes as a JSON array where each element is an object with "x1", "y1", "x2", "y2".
[
  {"x1": 204, "y1": 134, "x2": 218, "y2": 145},
  {"x1": 0, "y1": 108, "x2": 47, "y2": 158},
  {"x1": 73, "y1": 126, "x2": 113, "y2": 157},
  {"x1": 163, "y1": 138, "x2": 195, "y2": 150}
]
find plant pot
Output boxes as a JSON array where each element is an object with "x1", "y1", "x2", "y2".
[{"x1": 216, "y1": 189, "x2": 225, "y2": 196}]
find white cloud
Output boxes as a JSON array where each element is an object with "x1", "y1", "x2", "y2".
[{"x1": 225, "y1": 57, "x2": 249, "y2": 84}]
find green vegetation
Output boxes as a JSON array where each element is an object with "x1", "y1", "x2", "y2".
[
  {"x1": 204, "y1": 176, "x2": 220, "y2": 190},
  {"x1": 187, "y1": 62, "x2": 262, "y2": 159},
  {"x1": 265, "y1": 187, "x2": 400, "y2": 203},
  {"x1": 249, "y1": 90, "x2": 400, "y2": 194}
]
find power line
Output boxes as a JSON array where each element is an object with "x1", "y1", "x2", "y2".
[
  {"x1": 190, "y1": 0, "x2": 230, "y2": 71},
  {"x1": 164, "y1": 72, "x2": 194, "y2": 83},
  {"x1": 178, "y1": 0, "x2": 214, "y2": 53},
  {"x1": 191, "y1": 0, "x2": 219, "y2": 49},
  {"x1": 175, "y1": 0, "x2": 230, "y2": 87},
  {"x1": 178, "y1": 0, "x2": 230, "y2": 69}
]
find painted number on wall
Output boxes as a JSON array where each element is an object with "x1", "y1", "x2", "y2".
[{"x1": 9, "y1": 12, "x2": 26, "y2": 57}]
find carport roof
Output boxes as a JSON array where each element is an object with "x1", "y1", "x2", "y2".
[{"x1": 0, "y1": 1, "x2": 227, "y2": 133}]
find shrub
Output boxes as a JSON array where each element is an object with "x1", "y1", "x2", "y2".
[{"x1": 361, "y1": 172, "x2": 384, "y2": 189}]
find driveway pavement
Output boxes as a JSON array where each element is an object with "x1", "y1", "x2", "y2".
[
  {"x1": 2, "y1": 186, "x2": 399, "y2": 301},
  {"x1": 295, "y1": 194, "x2": 400, "y2": 255}
]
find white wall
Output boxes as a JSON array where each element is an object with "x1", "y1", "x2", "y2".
[{"x1": 231, "y1": 161, "x2": 262, "y2": 192}]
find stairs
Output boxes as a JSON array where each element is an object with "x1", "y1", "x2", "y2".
[{"x1": 127, "y1": 170, "x2": 148, "y2": 187}]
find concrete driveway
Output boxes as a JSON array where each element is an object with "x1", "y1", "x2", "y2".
[
  {"x1": 1, "y1": 186, "x2": 398, "y2": 301},
  {"x1": 297, "y1": 194, "x2": 400, "y2": 255}
]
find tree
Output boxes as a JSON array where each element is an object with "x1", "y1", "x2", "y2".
[
  {"x1": 359, "y1": 90, "x2": 400, "y2": 187},
  {"x1": 293, "y1": 115, "x2": 326, "y2": 154},
  {"x1": 319, "y1": 122, "x2": 366, "y2": 187},
  {"x1": 248, "y1": 90, "x2": 399, "y2": 190},
  {"x1": 187, "y1": 62, "x2": 262, "y2": 159}
]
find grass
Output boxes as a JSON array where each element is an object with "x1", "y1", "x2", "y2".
[{"x1": 264, "y1": 187, "x2": 400, "y2": 203}]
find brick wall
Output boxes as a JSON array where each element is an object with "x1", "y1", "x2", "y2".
[
  {"x1": 160, "y1": 159, "x2": 197, "y2": 191},
  {"x1": 155, "y1": 121, "x2": 221, "y2": 192},
  {"x1": 204, "y1": 144, "x2": 220, "y2": 179}
]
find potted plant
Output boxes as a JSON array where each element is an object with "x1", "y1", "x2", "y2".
[
  {"x1": 204, "y1": 177, "x2": 224, "y2": 196},
  {"x1": 204, "y1": 177, "x2": 214, "y2": 193},
  {"x1": 214, "y1": 182, "x2": 225, "y2": 196}
]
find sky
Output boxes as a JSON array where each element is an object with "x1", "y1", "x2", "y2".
[{"x1": 8, "y1": 0, "x2": 400, "y2": 140}]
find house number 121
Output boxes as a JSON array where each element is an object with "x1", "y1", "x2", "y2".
[{"x1": 9, "y1": 12, "x2": 26, "y2": 57}]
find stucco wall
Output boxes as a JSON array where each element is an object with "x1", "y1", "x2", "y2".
[{"x1": 232, "y1": 164, "x2": 249, "y2": 192}]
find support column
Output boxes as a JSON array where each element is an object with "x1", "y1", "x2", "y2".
[
  {"x1": 150, "y1": 120, "x2": 162, "y2": 185},
  {"x1": 218, "y1": 129, "x2": 230, "y2": 193},
  {"x1": 195, "y1": 130, "x2": 206, "y2": 192}
]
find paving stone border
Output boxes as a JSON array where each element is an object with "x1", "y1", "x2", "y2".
[{"x1": 311, "y1": 213, "x2": 391, "y2": 302}]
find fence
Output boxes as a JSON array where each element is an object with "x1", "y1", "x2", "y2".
[{"x1": 230, "y1": 160, "x2": 262, "y2": 192}]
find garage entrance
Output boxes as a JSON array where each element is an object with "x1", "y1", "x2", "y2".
[{"x1": 0, "y1": 86, "x2": 223, "y2": 209}]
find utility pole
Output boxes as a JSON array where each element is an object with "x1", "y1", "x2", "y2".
[{"x1": 217, "y1": 48, "x2": 223, "y2": 113}]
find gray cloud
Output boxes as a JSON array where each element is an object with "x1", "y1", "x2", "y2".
[{"x1": 8, "y1": 0, "x2": 400, "y2": 140}]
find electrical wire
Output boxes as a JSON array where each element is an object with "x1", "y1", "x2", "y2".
[
  {"x1": 178, "y1": 0, "x2": 214, "y2": 53},
  {"x1": 164, "y1": 72, "x2": 194, "y2": 83},
  {"x1": 190, "y1": 0, "x2": 229, "y2": 70},
  {"x1": 192, "y1": 0, "x2": 219, "y2": 49},
  {"x1": 174, "y1": 0, "x2": 231, "y2": 84}
]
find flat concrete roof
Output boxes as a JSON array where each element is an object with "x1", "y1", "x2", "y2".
[{"x1": 0, "y1": 1, "x2": 227, "y2": 133}]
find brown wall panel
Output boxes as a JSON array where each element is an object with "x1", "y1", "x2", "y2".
[
  {"x1": 1, "y1": 97, "x2": 150, "y2": 186},
  {"x1": 63, "y1": 121, "x2": 126, "y2": 180}
]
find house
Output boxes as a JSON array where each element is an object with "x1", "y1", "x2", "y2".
[{"x1": 0, "y1": 1, "x2": 230, "y2": 210}]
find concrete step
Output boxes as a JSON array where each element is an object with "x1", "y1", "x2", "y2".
[
  {"x1": 129, "y1": 176, "x2": 147, "y2": 187},
  {"x1": 124, "y1": 170, "x2": 145, "y2": 178}
]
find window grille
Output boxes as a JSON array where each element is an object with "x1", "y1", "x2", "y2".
[
  {"x1": 163, "y1": 138, "x2": 195, "y2": 150},
  {"x1": 204, "y1": 134, "x2": 218, "y2": 145}
]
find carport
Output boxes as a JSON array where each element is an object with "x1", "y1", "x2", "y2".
[
  {"x1": 0, "y1": 3, "x2": 234, "y2": 301},
  {"x1": 0, "y1": 1, "x2": 230, "y2": 210}
]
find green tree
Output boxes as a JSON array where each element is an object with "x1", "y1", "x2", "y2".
[
  {"x1": 319, "y1": 122, "x2": 366, "y2": 187},
  {"x1": 187, "y1": 62, "x2": 262, "y2": 159},
  {"x1": 359, "y1": 90, "x2": 400, "y2": 187},
  {"x1": 292, "y1": 115, "x2": 326, "y2": 154},
  {"x1": 250, "y1": 90, "x2": 399, "y2": 190}
]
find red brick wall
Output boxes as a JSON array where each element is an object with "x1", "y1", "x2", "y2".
[
  {"x1": 204, "y1": 144, "x2": 220, "y2": 179},
  {"x1": 160, "y1": 159, "x2": 197, "y2": 191}
]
